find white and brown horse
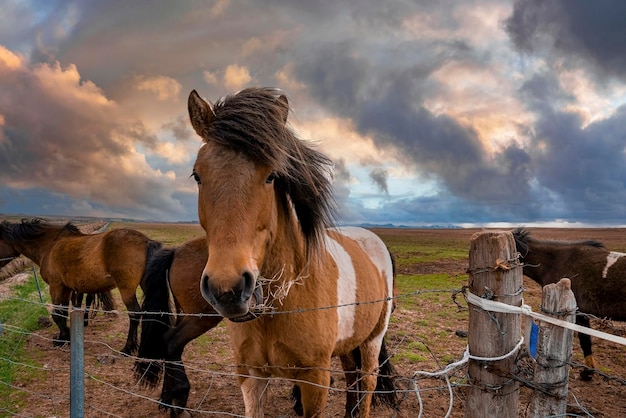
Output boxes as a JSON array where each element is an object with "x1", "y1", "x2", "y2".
[
  {"x1": 513, "y1": 228, "x2": 626, "y2": 380},
  {"x1": 188, "y1": 87, "x2": 397, "y2": 417}
]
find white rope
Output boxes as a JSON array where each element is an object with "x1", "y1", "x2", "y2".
[{"x1": 466, "y1": 292, "x2": 626, "y2": 347}]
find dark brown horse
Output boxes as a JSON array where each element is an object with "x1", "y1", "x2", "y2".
[
  {"x1": 135, "y1": 236, "x2": 223, "y2": 417},
  {"x1": 0, "y1": 218, "x2": 162, "y2": 354},
  {"x1": 188, "y1": 87, "x2": 397, "y2": 417},
  {"x1": 513, "y1": 228, "x2": 626, "y2": 380},
  {"x1": 136, "y1": 235, "x2": 396, "y2": 418}
]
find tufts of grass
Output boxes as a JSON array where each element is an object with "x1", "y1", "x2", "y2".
[{"x1": 0, "y1": 275, "x2": 50, "y2": 408}]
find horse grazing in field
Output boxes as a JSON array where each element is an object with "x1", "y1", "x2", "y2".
[
  {"x1": 0, "y1": 218, "x2": 162, "y2": 354},
  {"x1": 187, "y1": 87, "x2": 397, "y2": 417},
  {"x1": 0, "y1": 231, "x2": 116, "y2": 326},
  {"x1": 512, "y1": 228, "x2": 626, "y2": 380},
  {"x1": 136, "y1": 235, "x2": 396, "y2": 418}
]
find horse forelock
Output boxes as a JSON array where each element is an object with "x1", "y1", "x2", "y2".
[{"x1": 205, "y1": 87, "x2": 337, "y2": 255}]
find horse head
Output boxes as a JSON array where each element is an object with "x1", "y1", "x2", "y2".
[
  {"x1": 0, "y1": 238, "x2": 19, "y2": 269},
  {"x1": 188, "y1": 88, "x2": 334, "y2": 321}
]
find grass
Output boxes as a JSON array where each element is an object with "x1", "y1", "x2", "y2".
[
  {"x1": 111, "y1": 222, "x2": 203, "y2": 246},
  {"x1": 0, "y1": 274, "x2": 50, "y2": 409},
  {"x1": 0, "y1": 223, "x2": 472, "y2": 415}
]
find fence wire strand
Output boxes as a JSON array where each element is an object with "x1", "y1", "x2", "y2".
[{"x1": 1, "y1": 280, "x2": 625, "y2": 416}]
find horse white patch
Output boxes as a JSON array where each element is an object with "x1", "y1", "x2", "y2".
[
  {"x1": 325, "y1": 234, "x2": 357, "y2": 343},
  {"x1": 603, "y1": 251, "x2": 625, "y2": 279},
  {"x1": 328, "y1": 227, "x2": 395, "y2": 342}
]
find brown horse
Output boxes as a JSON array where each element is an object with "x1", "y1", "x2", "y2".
[
  {"x1": 513, "y1": 228, "x2": 626, "y2": 380},
  {"x1": 0, "y1": 218, "x2": 162, "y2": 354},
  {"x1": 136, "y1": 236, "x2": 396, "y2": 418},
  {"x1": 187, "y1": 87, "x2": 397, "y2": 417},
  {"x1": 0, "y1": 239, "x2": 19, "y2": 268},
  {"x1": 0, "y1": 232, "x2": 116, "y2": 326}
]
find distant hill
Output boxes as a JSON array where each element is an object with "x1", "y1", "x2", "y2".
[{"x1": 357, "y1": 223, "x2": 462, "y2": 229}]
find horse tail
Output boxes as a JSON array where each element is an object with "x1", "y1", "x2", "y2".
[
  {"x1": 97, "y1": 290, "x2": 117, "y2": 312},
  {"x1": 348, "y1": 338, "x2": 398, "y2": 410},
  {"x1": 144, "y1": 240, "x2": 163, "y2": 271},
  {"x1": 134, "y1": 245, "x2": 174, "y2": 387}
]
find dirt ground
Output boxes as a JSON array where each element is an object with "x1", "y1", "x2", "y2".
[{"x1": 4, "y1": 227, "x2": 626, "y2": 417}]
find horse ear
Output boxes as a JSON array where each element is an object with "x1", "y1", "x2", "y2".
[
  {"x1": 276, "y1": 94, "x2": 289, "y2": 124},
  {"x1": 188, "y1": 90, "x2": 215, "y2": 139}
]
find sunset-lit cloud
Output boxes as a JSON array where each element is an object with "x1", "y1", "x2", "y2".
[
  {"x1": 0, "y1": 0, "x2": 625, "y2": 226},
  {"x1": 135, "y1": 75, "x2": 182, "y2": 101},
  {"x1": 223, "y1": 64, "x2": 252, "y2": 91}
]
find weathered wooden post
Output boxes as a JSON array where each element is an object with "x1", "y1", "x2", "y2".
[
  {"x1": 530, "y1": 278, "x2": 577, "y2": 416},
  {"x1": 465, "y1": 231, "x2": 522, "y2": 418},
  {"x1": 70, "y1": 308, "x2": 85, "y2": 418}
]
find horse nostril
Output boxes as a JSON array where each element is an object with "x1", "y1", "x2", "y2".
[
  {"x1": 241, "y1": 271, "x2": 255, "y2": 301},
  {"x1": 200, "y1": 274, "x2": 219, "y2": 306}
]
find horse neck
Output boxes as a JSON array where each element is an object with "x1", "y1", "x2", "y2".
[
  {"x1": 261, "y1": 206, "x2": 310, "y2": 290},
  {"x1": 521, "y1": 240, "x2": 567, "y2": 286},
  {"x1": 11, "y1": 230, "x2": 68, "y2": 266},
  {"x1": 0, "y1": 242, "x2": 19, "y2": 267}
]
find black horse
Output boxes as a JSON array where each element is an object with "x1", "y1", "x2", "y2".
[{"x1": 513, "y1": 228, "x2": 626, "y2": 380}]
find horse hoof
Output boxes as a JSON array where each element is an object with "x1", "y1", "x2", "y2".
[
  {"x1": 580, "y1": 369, "x2": 594, "y2": 381},
  {"x1": 38, "y1": 316, "x2": 52, "y2": 328},
  {"x1": 53, "y1": 338, "x2": 69, "y2": 348}
]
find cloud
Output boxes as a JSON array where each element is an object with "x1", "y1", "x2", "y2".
[
  {"x1": 369, "y1": 168, "x2": 389, "y2": 194},
  {"x1": 504, "y1": 0, "x2": 626, "y2": 80},
  {"x1": 0, "y1": 44, "x2": 190, "y2": 220},
  {"x1": 223, "y1": 64, "x2": 252, "y2": 91},
  {"x1": 135, "y1": 75, "x2": 181, "y2": 101}
]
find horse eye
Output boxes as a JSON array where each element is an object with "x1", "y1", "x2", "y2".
[
  {"x1": 190, "y1": 172, "x2": 201, "y2": 185},
  {"x1": 266, "y1": 172, "x2": 277, "y2": 184}
]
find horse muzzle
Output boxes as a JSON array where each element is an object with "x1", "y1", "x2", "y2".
[{"x1": 200, "y1": 273, "x2": 264, "y2": 322}]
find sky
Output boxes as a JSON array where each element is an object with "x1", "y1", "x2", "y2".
[{"x1": 1, "y1": 0, "x2": 626, "y2": 227}]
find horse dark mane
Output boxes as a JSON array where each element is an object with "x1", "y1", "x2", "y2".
[
  {"x1": 202, "y1": 87, "x2": 336, "y2": 253},
  {"x1": 512, "y1": 227, "x2": 605, "y2": 255},
  {"x1": 1, "y1": 218, "x2": 82, "y2": 243}
]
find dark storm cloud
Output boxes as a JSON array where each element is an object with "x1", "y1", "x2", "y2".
[
  {"x1": 528, "y1": 105, "x2": 626, "y2": 223},
  {"x1": 294, "y1": 40, "x2": 536, "y2": 215},
  {"x1": 510, "y1": 70, "x2": 626, "y2": 224},
  {"x1": 505, "y1": 0, "x2": 626, "y2": 79},
  {"x1": 369, "y1": 168, "x2": 389, "y2": 194}
]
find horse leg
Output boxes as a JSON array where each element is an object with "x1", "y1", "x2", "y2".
[
  {"x1": 353, "y1": 341, "x2": 382, "y2": 418},
  {"x1": 577, "y1": 315, "x2": 596, "y2": 381},
  {"x1": 239, "y1": 368, "x2": 270, "y2": 418},
  {"x1": 340, "y1": 351, "x2": 361, "y2": 418},
  {"x1": 70, "y1": 291, "x2": 89, "y2": 326},
  {"x1": 50, "y1": 285, "x2": 72, "y2": 347},
  {"x1": 119, "y1": 288, "x2": 141, "y2": 355},
  {"x1": 84, "y1": 293, "x2": 95, "y2": 326},
  {"x1": 159, "y1": 316, "x2": 222, "y2": 418},
  {"x1": 296, "y1": 368, "x2": 331, "y2": 418}
]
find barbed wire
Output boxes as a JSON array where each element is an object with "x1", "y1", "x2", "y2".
[{"x1": 1, "y1": 284, "x2": 625, "y2": 416}]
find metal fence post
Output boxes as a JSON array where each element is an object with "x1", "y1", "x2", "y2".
[{"x1": 70, "y1": 308, "x2": 85, "y2": 418}]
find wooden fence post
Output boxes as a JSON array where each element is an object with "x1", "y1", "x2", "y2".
[
  {"x1": 530, "y1": 278, "x2": 577, "y2": 416},
  {"x1": 465, "y1": 231, "x2": 522, "y2": 418}
]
